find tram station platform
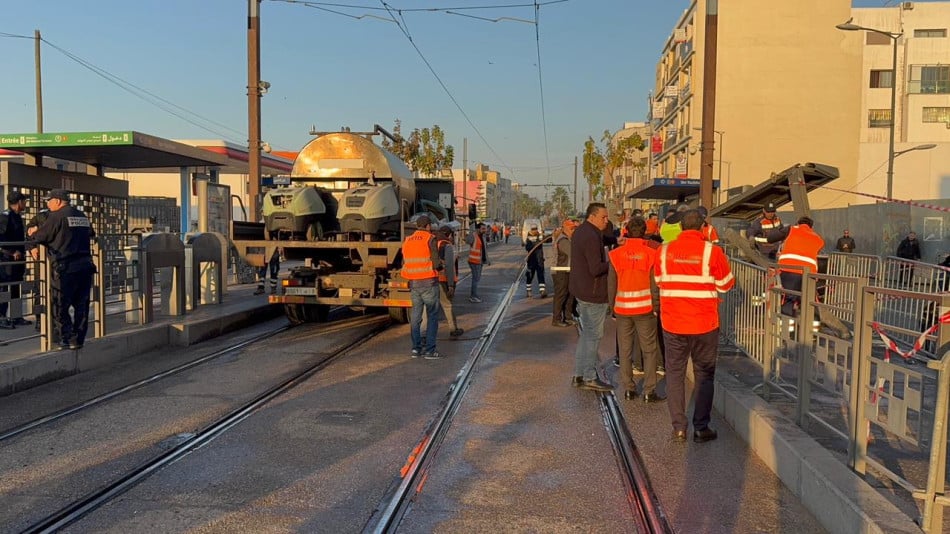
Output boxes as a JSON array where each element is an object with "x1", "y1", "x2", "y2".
[
  {"x1": 0, "y1": 284, "x2": 281, "y2": 397},
  {"x1": 402, "y1": 240, "x2": 920, "y2": 534}
]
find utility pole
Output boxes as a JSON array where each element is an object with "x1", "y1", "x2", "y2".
[
  {"x1": 699, "y1": 0, "x2": 718, "y2": 208},
  {"x1": 573, "y1": 155, "x2": 578, "y2": 213},
  {"x1": 28, "y1": 29, "x2": 43, "y2": 167},
  {"x1": 247, "y1": 0, "x2": 262, "y2": 222}
]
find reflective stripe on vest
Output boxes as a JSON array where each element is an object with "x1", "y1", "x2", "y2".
[
  {"x1": 657, "y1": 240, "x2": 722, "y2": 299},
  {"x1": 777, "y1": 225, "x2": 824, "y2": 273},
  {"x1": 468, "y1": 234, "x2": 483, "y2": 264},
  {"x1": 402, "y1": 231, "x2": 438, "y2": 280},
  {"x1": 609, "y1": 239, "x2": 656, "y2": 315}
]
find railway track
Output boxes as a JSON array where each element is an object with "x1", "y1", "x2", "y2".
[{"x1": 13, "y1": 314, "x2": 389, "y2": 533}]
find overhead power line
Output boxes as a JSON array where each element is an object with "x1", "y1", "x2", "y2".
[{"x1": 269, "y1": 0, "x2": 567, "y2": 13}]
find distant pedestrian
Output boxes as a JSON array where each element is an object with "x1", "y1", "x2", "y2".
[
  {"x1": 608, "y1": 216, "x2": 664, "y2": 403},
  {"x1": 655, "y1": 209, "x2": 735, "y2": 443},
  {"x1": 436, "y1": 225, "x2": 463, "y2": 338},
  {"x1": 896, "y1": 231, "x2": 922, "y2": 286},
  {"x1": 402, "y1": 215, "x2": 444, "y2": 359},
  {"x1": 835, "y1": 230, "x2": 856, "y2": 254},
  {"x1": 645, "y1": 212, "x2": 661, "y2": 242},
  {"x1": 255, "y1": 247, "x2": 280, "y2": 295},
  {"x1": 524, "y1": 225, "x2": 547, "y2": 298},
  {"x1": 569, "y1": 202, "x2": 614, "y2": 392},
  {"x1": 551, "y1": 219, "x2": 577, "y2": 327},
  {"x1": 0, "y1": 191, "x2": 29, "y2": 329},
  {"x1": 465, "y1": 222, "x2": 490, "y2": 303},
  {"x1": 504, "y1": 224, "x2": 511, "y2": 243},
  {"x1": 28, "y1": 189, "x2": 97, "y2": 351}
]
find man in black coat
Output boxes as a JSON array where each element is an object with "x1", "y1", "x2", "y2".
[
  {"x1": 0, "y1": 191, "x2": 29, "y2": 328},
  {"x1": 896, "y1": 231, "x2": 922, "y2": 286}
]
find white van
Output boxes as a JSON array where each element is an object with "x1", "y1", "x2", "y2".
[{"x1": 521, "y1": 218, "x2": 542, "y2": 243}]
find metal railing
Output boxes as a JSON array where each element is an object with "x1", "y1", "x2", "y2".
[{"x1": 722, "y1": 257, "x2": 950, "y2": 532}]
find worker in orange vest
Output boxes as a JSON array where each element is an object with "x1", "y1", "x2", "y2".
[
  {"x1": 697, "y1": 206, "x2": 719, "y2": 244},
  {"x1": 465, "y1": 222, "x2": 490, "y2": 303},
  {"x1": 608, "y1": 216, "x2": 665, "y2": 403},
  {"x1": 767, "y1": 216, "x2": 825, "y2": 317},
  {"x1": 437, "y1": 225, "x2": 464, "y2": 338},
  {"x1": 503, "y1": 224, "x2": 511, "y2": 243},
  {"x1": 655, "y1": 209, "x2": 735, "y2": 443},
  {"x1": 645, "y1": 212, "x2": 661, "y2": 242},
  {"x1": 402, "y1": 215, "x2": 444, "y2": 359}
]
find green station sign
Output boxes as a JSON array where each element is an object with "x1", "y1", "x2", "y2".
[{"x1": 0, "y1": 131, "x2": 135, "y2": 147}]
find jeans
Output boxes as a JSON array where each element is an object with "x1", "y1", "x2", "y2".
[
  {"x1": 574, "y1": 299, "x2": 609, "y2": 381},
  {"x1": 410, "y1": 281, "x2": 441, "y2": 354},
  {"x1": 468, "y1": 262, "x2": 483, "y2": 298}
]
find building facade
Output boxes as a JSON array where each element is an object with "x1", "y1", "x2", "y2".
[
  {"x1": 648, "y1": 0, "x2": 862, "y2": 208},
  {"x1": 452, "y1": 164, "x2": 513, "y2": 223}
]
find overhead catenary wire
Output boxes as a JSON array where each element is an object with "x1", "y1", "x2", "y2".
[
  {"x1": 816, "y1": 159, "x2": 889, "y2": 208},
  {"x1": 269, "y1": 0, "x2": 568, "y2": 13}
]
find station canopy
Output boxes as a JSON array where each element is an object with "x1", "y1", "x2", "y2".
[
  {"x1": 626, "y1": 177, "x2": 721, "y2": 201},
  {"x1": 0, "y1": 131, "x2": 228, "y2": 169}
]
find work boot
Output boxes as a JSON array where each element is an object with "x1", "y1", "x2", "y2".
[
  {"x1": 0, "y1": 318, "x2": 14, "y2": 330},
  {"x1": 526, "y1": 288, "x2": 532, "y2": 298},
  {"x1": 253, "y1": 286, "x2": 265, "y2": 295}
]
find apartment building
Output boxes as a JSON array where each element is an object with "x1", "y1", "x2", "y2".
[
  {"x1": 642, "y1": 0, "x2": 861, "y2": 208},
  {"x1": 850, "y1": 2, "x2": 950, "y2": 201},
  {"x1": 452, "y1": 163, "x2": 513, "y2": 223}
]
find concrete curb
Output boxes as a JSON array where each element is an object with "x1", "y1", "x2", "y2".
[
  {"x1": 0, "y1": 304, "x2": 281, "y2": 397},
  {"x1": 714, "y1": 371, "x2": 921, "y2": 534}
]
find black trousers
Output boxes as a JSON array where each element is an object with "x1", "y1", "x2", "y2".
[
  {"x1": 664, "y1": 328, "x2": 719, "y2": 432},
  {"x1": 551, "y1": 272, "x2": 574, "y2": 322},
  {"x1": 780, "y1": 271, "x2": 802, "y2": 316},
  {"x1": 53, "y1": 265, "x2": 94, "y2": 346},
  {"x1": 526, "y1": 263, "x2": 546, "y2": 290},
  {"x1": 0, "y1": 260, "x2": 25, "y2": 317}
]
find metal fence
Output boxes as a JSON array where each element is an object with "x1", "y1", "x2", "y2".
[{"x1": 722, "y1": 256, "x2": 950, "y2": 532}]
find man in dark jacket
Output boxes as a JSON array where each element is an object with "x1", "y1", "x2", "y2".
[
  {"x1": 569, "y1": 202, "x2": 613, "y2": 392},
  {"x1": 835, "y1": 230, "x2": 856, "y2": 253},
  {"x1": 524, "y1": 225, "x2": 547, "y2": 298},
  {"x1": 896, "y1": 231, "x2": 922, "y2": 286},
  {"x1": 0, "y1": 191, "x2": 29, "y2": 328}
]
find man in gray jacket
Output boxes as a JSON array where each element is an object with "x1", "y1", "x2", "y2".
[{"x1": 437, "y1": 225, "x2": 463, "y2": 338}]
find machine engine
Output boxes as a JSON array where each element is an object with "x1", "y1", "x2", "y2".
[
  {"x1": 262, "y1": 185, "x2": 339, "y2": 240},
  {"x1": 338, "y1": 182, "x2": 401, "y2": 237}
]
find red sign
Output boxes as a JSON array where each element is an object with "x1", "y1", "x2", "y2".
[{"x1": 651, "y1": 135, "x2": 663, "y2": 155}]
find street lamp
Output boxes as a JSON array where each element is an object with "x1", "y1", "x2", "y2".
[
  {"x1": 893, "y1": 143, "x2": 937, "y2": 158},
  {"x1": 693, "y1": 127, "x2": 724, "y2": 191},
  {"x1": 836, "y1": 19, "x2": 902, "y2": 199}
]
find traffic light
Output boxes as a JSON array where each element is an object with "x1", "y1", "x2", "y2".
[{"x1": 468, "y1": 203, "x2": 477, "y2": 220}]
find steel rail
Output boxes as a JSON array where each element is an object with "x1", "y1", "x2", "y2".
[
  {"x1": 600, "y1": 394, "x2": 674, "y2": 534},
  {"x1": 21, "y1": 315, "x2": 390, "y2": 534},
  {"x1": 362, "y1": 265, "x2": 525, "y2": 534},
  {"x1": 0, "y1": 308, "x2": 372, "y2": 444}
]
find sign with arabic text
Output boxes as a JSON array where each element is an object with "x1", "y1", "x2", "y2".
[{"x1": 0, "y1": 131, "x2": 134, "y2": 147}]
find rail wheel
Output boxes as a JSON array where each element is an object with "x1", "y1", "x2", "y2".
[
  {"x1": 388, "y1": 307, "x2": 409, "y2": 324},
  {"x1": 285, "y1": 304, "x2": 330, "y2": 324}
]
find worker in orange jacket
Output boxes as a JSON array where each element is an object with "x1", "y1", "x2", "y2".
[
  {"x1": 697, "y1": 206, "x2": 719, "y2": 244},
  {"x1": 403, "y1": 215, "x2": 444, "y2": 359},
  {"x1": 655, "y1": 209, "x2": 735, "y2": 443},
  {"x1": 768, "y1": 216, "x2": 824, "y2": 317},
  {"x1": 608, "y1": 216, "x2": 665, "y2": 403}
]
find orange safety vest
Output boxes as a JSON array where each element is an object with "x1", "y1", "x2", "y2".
[
  {"x1": 777, "y1": 225, "x2": 825, "y2": 274},
  {"x1": 402, "y1": 230, "x2": 438, "y2": 280},
  {"x1": 609, "y1": 238, "x2": 657, "y2": 316},
  {"x1": 468, "y1": 233, "x2": 484, "y2": 265},
  {"x1": 437, "y1": 239, "x2": 459, "y2": 284},
  {"x1": 504, "y1": 226, "x2": 511, "y2": 236},
  {"x1": 702, "y1": 224, "x2": 720, "y2": 244},
  {"x1": 655, "y1": 230, "x2": 735, "y2": 334},
  {"x1": 645, "y1": 218, "x2": 660, "y2": 236}
]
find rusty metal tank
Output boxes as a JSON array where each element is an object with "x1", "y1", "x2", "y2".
[{"x1": 291, "y1": 132, "x2": 416, "y2": 203}]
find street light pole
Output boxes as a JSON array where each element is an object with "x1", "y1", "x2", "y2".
[{"x1": 836, "y1": 20, "x2": 902, "y2": 199}]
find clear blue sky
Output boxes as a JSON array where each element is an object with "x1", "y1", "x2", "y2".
[{"x1": 0, "y1": 0, "x2": 924, "y2": 194}]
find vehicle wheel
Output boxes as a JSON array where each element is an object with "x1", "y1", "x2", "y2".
[
  {"x1": 306, "y1": 221, "x2": 324, "y2": 241},
  {"x1": 388, "y1": 307, "x2": 409, "y2": 324},
  {"x1": 307, "y1": 304, "x2": 331, "y2": 322},
  {"x1": 285, "y1": 304, "x2": 305, "y2": 325}
]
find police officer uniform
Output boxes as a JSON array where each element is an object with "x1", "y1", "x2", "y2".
[
  {"x1": 30, "y1": 189, "x2": 96, "y2": 350},
  {"x1": 749, "y1": 202, "x2": 784, "y2": 260},
  {"x1": 0, "y1": 191, "x2": 28, "y2": 328}
]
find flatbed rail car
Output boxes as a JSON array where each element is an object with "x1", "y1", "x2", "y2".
[{"x1": 231, "y1": 237, "x2": 412, "y2": 324}]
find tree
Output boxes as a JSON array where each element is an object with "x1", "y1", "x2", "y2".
[
  {"x1": 381, "y1": 120, "x2": 455, "y2": 176},
  {"x1": 582, "y1": 137, "x2": 605, "y2": 204},
  {"x1": 514, "y1": 191, "x2": 542, "y2": 220},
  {"x1": 581, "y1": 129, "x2": 644, "y2": 211},
  {"x1": 549, "y1": 186, "x2": 574, "y2": 219}
]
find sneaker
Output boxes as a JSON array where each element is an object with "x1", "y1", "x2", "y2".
[
  {"x1": 611, "y1": 357, "x2": 620, "y2": 367},
  {"x1": 469, "y1": 296, "x2": 482, "y2": 303},
  {"x1": 539, "y1": 291, "x2": 548, "y2": 298},
  {"x1": 632, "y1": 366, "x2": 645, "y2": 376},
  {"x1": 0, "y1": 319, "x2": 14, "y2": 330},
  {"x1": 449, "y1": 328, "x2": 464, "y2": 338},
  {"x1": 656, "y1": 366, "x2": 666, "y2": 376},
  {"x1": 526, "y1": 290, "x2": 532, "y2": 298},
  {"x1": 253, "y1": 287, "x2": 265, "y2": 295},
  {"x1": 423, "y1": 350, "x2": 445, "y2": 360},
  {"x1": 411, "y1": 349, "x2": 421, "y2": 358}
]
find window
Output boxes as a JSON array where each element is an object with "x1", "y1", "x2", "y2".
[
  {"x1": 914, "y1": 29, "x2": 947, "y2": 38},
  {"x1": 870, "y1": 70, "x2": 894, "y2": 88},
  {"x1": 922, "y1": 107, "x2": 950, "y2": 123},
  {"x1": 909, "y1": 65, "x2": 950, "y2": 93},
  {"x1": 867, "y1": 32, "x2": 892, "y2": 45},
  {"x1": 868, "y1": 109, "x2": 892, "y2": 128}
]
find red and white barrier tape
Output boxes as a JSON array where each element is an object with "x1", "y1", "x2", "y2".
[
  {"x1": 871, "y1": 310, "x2": 950, "y2": 362},
  {"x1": 802, "y1": 181, "x2": 950, "y2": 214}
]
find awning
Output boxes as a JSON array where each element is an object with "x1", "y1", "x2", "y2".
[
  {"x1": 626, "y1": 177, "x2": 721, "y2": 201},
  {"x1": 0, "y1": 131, "x2": 227, "y2": 169}
]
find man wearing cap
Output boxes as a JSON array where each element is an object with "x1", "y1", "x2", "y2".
[
  {"x1": 436, "y1": 225, "x2": 463, "y2": 338},
  {"x1": 28, "y1": 189, "x2": 96, "y2": 350},
  {"x1": 749, "y1": 202, "x2": 784, "y2": 260},
  {"x1": 0, "y1": 191, "x2": 29, "y2": 329},
  {"x1": 524, "y1": 224, "x2": 547, "y2": 298},
  {"x1": 551, "y1": 218, "x2": 577, "y2": 327},
  {"x1": 401, "y1": 215, "x2": 444, "y2": 359}
]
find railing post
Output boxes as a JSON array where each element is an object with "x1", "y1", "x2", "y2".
[
  {"x1": 847, "y1": 277, "x2": 868, "y2": 469},
  {"x1": 921, "y1": 293, "x2": 950, "y2": 532},
  {"x1": 796, "y1": 267, "x2": 815, "y2": 428},
  {"x1": 93, "y1": 238, "x2": 106, "y2": 338},
  {"x1": 853, "y1": 286, "x2": 876, "y2": 475}
]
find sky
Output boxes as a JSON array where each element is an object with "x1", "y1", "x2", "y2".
[{"x1": 0, "y1": 0, "x2": 927, "y2": 198}]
